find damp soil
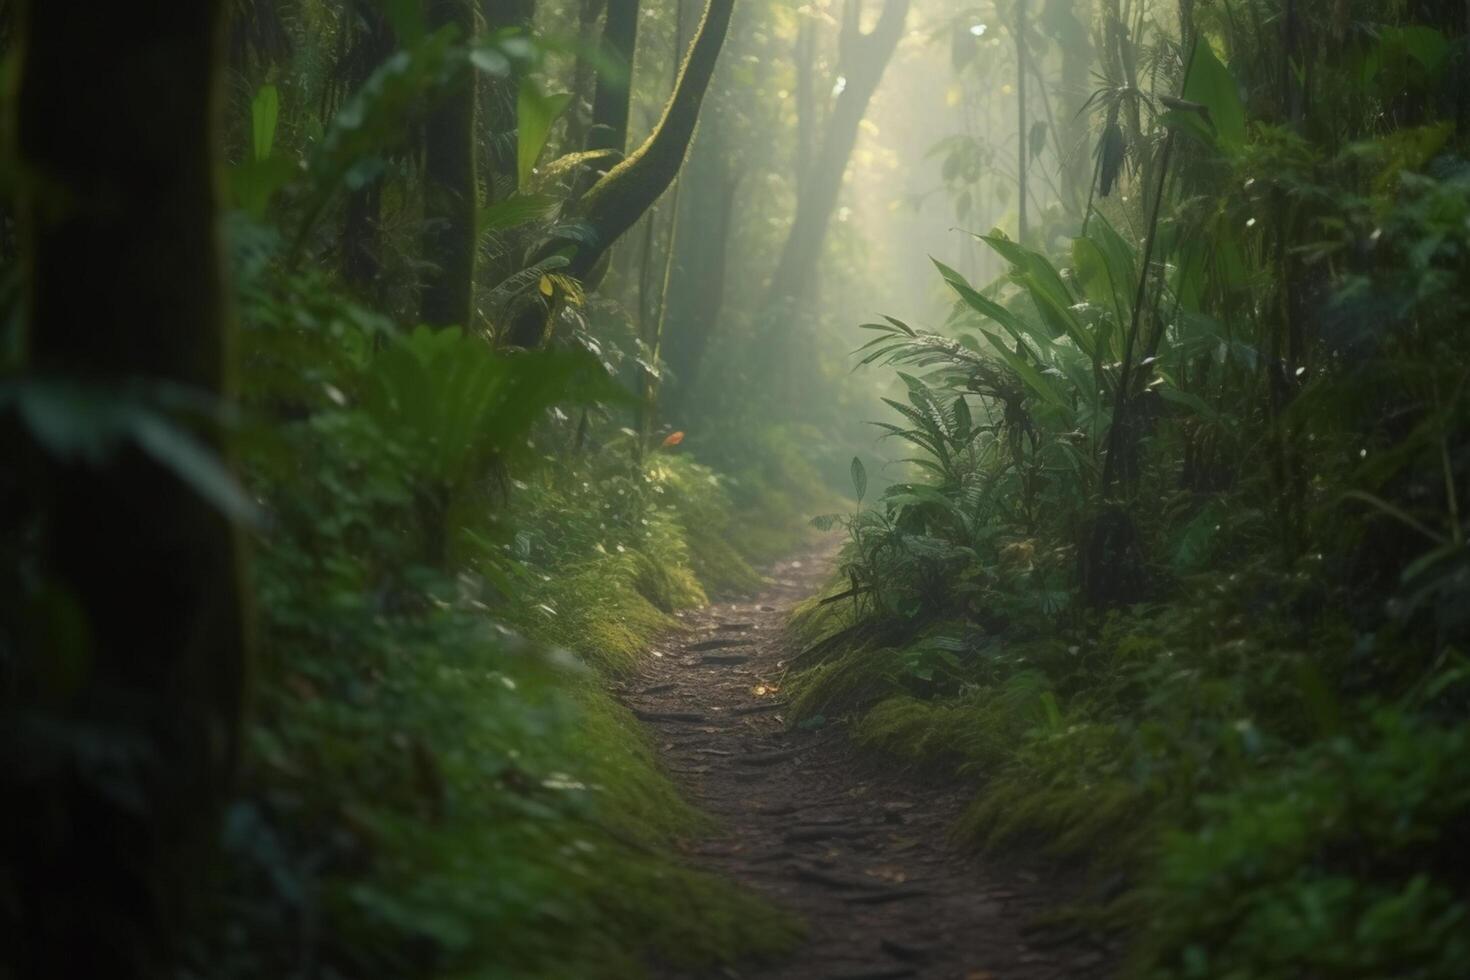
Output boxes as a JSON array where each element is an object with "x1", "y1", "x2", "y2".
[{"x1": 622, "y1": 544, "x2": 1122, "y2": 980}]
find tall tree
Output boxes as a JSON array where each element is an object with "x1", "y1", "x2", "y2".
[
  {"x1": 1015, "y1": 0, "x2": 1030, "y2": 241},
  {"x1": 765, "y1": 0, "x2": 909, "y2": 308},
  {"x1": 3, "y1": 0, "x2": 247, "y2": 975},
  {"x1": 794, "y1": 16, "x2": 816, "y2": 200},
  {"x1": 421, "y1": 0, "x2": 479, "y2": 328},
  {"x1": 587, "y1": 0, "x2": 641, "y2": 152},
  {"x1": 565, "y1": 0, "x2": 610, "y2": 150},
  {"x1": 635, "y1": 0, "x2": 705, "y2": 446},
  {"x1": 483, "y1": 0, "x2": 537, "y2": 195},
  {"x1": 563, "y1": 0, "x2": 736, "y2": 280},
  {"x1": 507, "y1": 0, "x2": 735, "y2": 346},
  {"x1": 659, "y1": 123, "x2": 740, "y2": 415},
  {"x1": 1048, "y1": 0, "x2": 1094, "y2": 218},
  {"x1": 339, "y1": 0, "x2": 397, "y2": 293}
]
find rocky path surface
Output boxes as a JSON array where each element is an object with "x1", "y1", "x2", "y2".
[{"x1": 623, "y1": 545, "x2": 1118, "y2": 980}]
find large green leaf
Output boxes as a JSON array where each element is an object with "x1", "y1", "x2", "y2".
[
  {"x1": 1072, "y1": 213, "x2": 1139, "y2": 360},
  {"x1": 231, "y1": 84, "x2": 294, "y2": 219},
  {"x1": 1175, "y1": 36, "x2": 1246, "y2": 152},
  {"x1": 979, "y1": 234, "x2": 1093, "y2": 356},
  {"x1": 251, "y1": 85, "x2": 279, "y2": 162},
  {"x1": 231, "y1": 157, "x2": 297, "y2": 221},
  {"x1": 361, "y1": 329, "x2": 631, "y2": 492},
  {"x1": 933, "y1": 258, "x2": 1048, "y2": 350},
  {"x1": 478, "y1": 193, "x2": 559, "y2": 235},
  {"x1": 517, "y1": 80, "x2": 573, "y2": 190},
  {"x1": 978, "y1": 329, "x2": 1072, "y2": 417},
  {"x1": 1363, "y1": 26, "x2": 1451, "y2": 87},
  {"x1": 375, "y1": 0, "x2": 426, "y2": 44}
]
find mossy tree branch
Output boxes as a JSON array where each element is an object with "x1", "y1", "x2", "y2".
[{"x1": 564, "y1": 0, "x2": 735, "y2": 279}]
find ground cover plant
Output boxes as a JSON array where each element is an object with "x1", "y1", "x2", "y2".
[
  {"x1": 787, "y1": 3, "x2": 1470, "y2": 977},
  {"x1": 2, "y1": 1, "x2": 1467, "y2": 978}
]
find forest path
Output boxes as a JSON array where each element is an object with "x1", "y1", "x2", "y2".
[{"x1": 624, "y1": 543, "x2": 1117, "y2": 980}]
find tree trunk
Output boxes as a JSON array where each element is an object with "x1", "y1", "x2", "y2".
[
  {"x1": 565, "y1": 0, "x2": 609, "y2": 150},
  {"x1": 1016, "y1": 0, "x2": 1030, "y2": 242},
  {"x1": 343, "y1": 172, "x2": 385, "y2": 293},
  {"x1": 566, "y1": 0, "x2": 736, "y2": 279},
  {"x1": 421, "y1": 0, "x2": 479, "y2": 329},
  {"x1": 765, "y1": 0, "x2": 909, "y2": 309},
  {"x1": 588, "y1": 0, "x2": 641, "y2": 152},
  {"x1": 484, "y1": 0, "x2": 537, "y2": 196},
  {"x1": 1053, "y1": 1, "x2": 1094, "y2": 218},
  {"x1": 634, "y1": 0, "x2": 703, "y2": 449},
  {"x1": 341, "y1": 2, "x2": 396, "y2": 295},
  {"x1": 4, "y1": 0, "x2": 247, "y2": 975},
  {"x1": 795, "y1": 17, "x2": 815, "y2": 199},
  {"x1": 660, "y1": 132, "x2": 739, "y2": 416}
]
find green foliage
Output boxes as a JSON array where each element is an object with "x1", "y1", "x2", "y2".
[
  {"x1": 517, "y1": 79, "x2": 573, "y2": 189},
  {"x1": 783, "y1": 5, "x2": 1470, "y2": 977},
  {"x1": 1172, "y1": 36, "x2": 1247, "y2": 153},
  {"x1": 195, "y1": 206, "x2": 805, "y2": 976},
  {"x1": 1138, "y1": 712, "x2": 1470, "y2": 980}
]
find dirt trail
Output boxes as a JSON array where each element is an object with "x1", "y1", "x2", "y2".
[{"x1": 624, "y1": 544, "x2": 1118, "y2": 980}]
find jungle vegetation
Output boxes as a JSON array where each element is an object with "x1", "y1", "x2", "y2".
[{"x1": 0, "y1": 0, "x2": 1467, "y2": 978}]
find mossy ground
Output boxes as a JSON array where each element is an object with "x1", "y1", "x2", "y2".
[
  {"x1": 227, "y1": 442, "x2": 822, "y2": 978},
  {"x1": 780, "y1": 565, "x2": 1470, "y2": 980}
]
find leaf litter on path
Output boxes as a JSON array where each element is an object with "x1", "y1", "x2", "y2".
[{"x1": 627, "y1": 542, "x2": 1117, "y2": 980}]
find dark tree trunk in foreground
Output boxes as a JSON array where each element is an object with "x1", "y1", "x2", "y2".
[
  {"x1": 766, "y1": 0, "x2": 908, "y2": 309},
  {"x1": 4, "y1": 0, "x2": 247, "y2": 975},
  {"x1": 421, "y1": 0, "x2": 479, "y2": 328}
]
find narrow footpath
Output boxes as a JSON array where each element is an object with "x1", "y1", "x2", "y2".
[{"x1": 622, "y1": 545, "x2": 1119, "y2": 980}]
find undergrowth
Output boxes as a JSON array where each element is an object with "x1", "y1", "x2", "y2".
[
  {"x1": 190, "y1": 253, "x2": 820, "y2": 978},
  {"x1": 780, "y1": 11, "x2": 1470, "y2": 976}
]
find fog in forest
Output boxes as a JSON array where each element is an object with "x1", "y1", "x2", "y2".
[{"x1": 4, "y1": 2, "x2": 1470, "y2": 979}]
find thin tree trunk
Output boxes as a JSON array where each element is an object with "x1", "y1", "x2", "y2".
[
  {"x1": 343, "y1": 177, "x2": 384, "y2": 291},
  {"x1": 342, "y1": 3, "x2": 395, "y2": 294},
  {"x1": 566, "y1": 0, "x2": 609, "y2": 150},
  {"x1": 484, "y1": 0, "x2": 537, "y2": 196},
  {"x1": 662, "y1": 153, "x2": 739, "y2": 415},
  {"x1": 6, "y1": 1, "x2": 247, "y2": 975},
  {"x1": 635, "y1": 0, "x2": 703, "y2": 450},
  {"x1": 765, "y1": 0, "x2": 909, "y2": 309},
  {"x1": 795, "y1": 18, "x2": 815, "y2": 199},
  {"x1": 421, "y1": 0, "x2": 478, "y2": 329},
  {"x1": 567, "y1": 0, "x2": 736, "y2": 278},
  {"x1": 1016, "y1": 0, "x2": 1029, "y2": 242},
  {"x1": 588, "y1": 0, "x2": 641, "y2": 152},
  {"x1": 1057, "y1": 10, "x2": 1094, "y2": 219}
]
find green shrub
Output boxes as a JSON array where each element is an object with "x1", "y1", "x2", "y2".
[
  {"x1": 205, "y1": 261, "x2": 809, "y2": 978},
  {"x1": 1136, "y1": 711, "x2": 1470, "y2": 980}
]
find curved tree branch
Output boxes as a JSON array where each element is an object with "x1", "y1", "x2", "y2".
[{"x1": 563, "y1": 0, "x2": 735, "y2": 279}]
